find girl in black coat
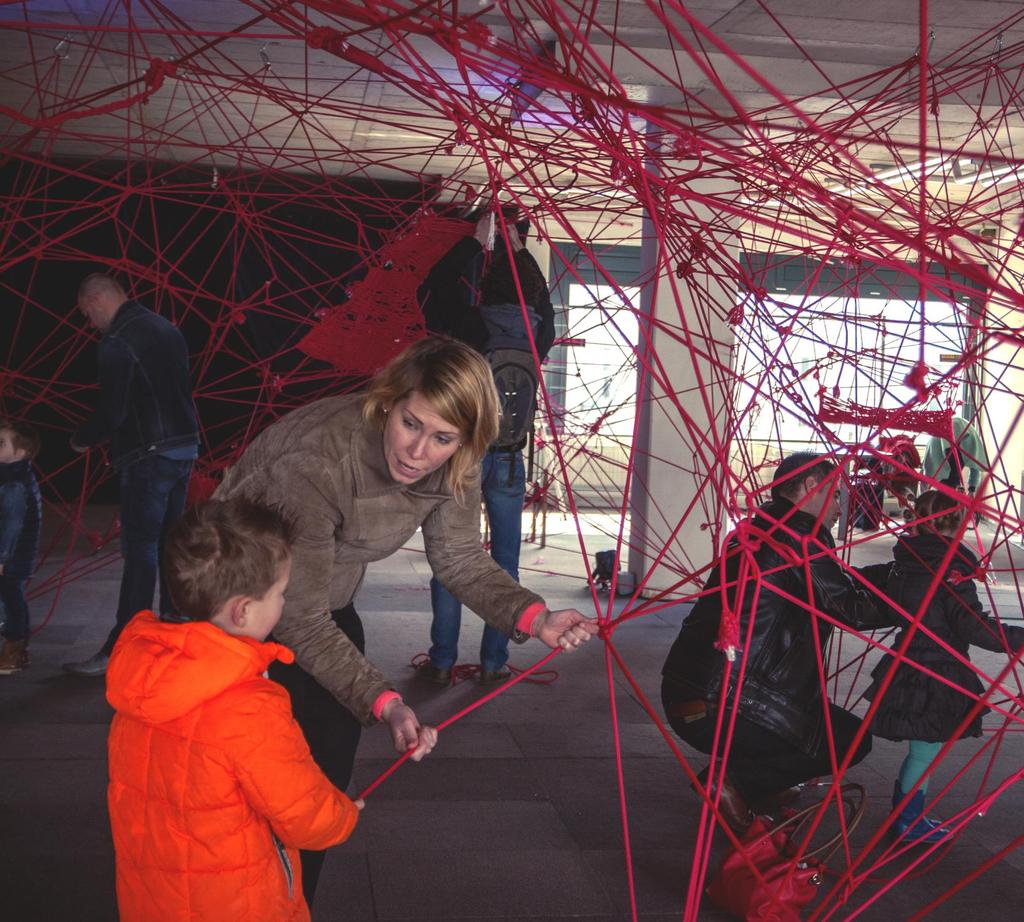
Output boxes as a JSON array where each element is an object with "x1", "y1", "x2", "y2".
[{"x1": 865, "y1": 490, "x2": 1024, "y2": 843}]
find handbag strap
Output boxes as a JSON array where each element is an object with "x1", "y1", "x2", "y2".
[
  {"x1": 754, "y1": 783, "x2": 867, "y2": 866},
  {"x1": 801, "y1": 782, "x2": 867, "y2": 864}
]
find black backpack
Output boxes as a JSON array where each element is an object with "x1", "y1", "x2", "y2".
[{"x1": 479, "y1": 302, "x2": 541, "y2": 451}]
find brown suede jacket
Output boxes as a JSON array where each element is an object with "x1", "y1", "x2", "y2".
[{"x1": 215, "y1": 394, "x2": 543, "y2": 725}]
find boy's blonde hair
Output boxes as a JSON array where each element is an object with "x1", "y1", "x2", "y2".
[
  {"x1": 913, "y1": 489, "x2": 966, "y2": 535},
  {"x1": 362, "y1": 337, "x2": 500, "y2": 501},
  {"x1": 163, "y1": 497, "x2": 294, "y2": 620},
  {"x1": 0, "y1": 419, "x2": 41, "y2": 460}
]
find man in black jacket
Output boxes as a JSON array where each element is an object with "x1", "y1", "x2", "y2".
[
  {"x1": 661, "y1": 452, "x2": 892, "y2": 831},
  {"x1": 64, "y1": 274, "x2": 199, "y2": 677},
  {"x1": 417, "y1": 212, "x2": 556, "y2": 685},
  {"x1": 421, "y1": 211, "x2": 555, "y2": 359}
]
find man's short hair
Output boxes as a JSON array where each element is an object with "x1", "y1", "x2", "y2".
[
  {"x1": 78, "y1": 273, "x2": 126, "y2": 302},
  {"x1": 771, "y1": 451, "x2": 836, "y2": 501},
  {"x1": 0, "y1": 419, "x2": 41, "y2": 460},
  {"x1": 163, "y1": 497, "x2": 294, "y2": 621}
]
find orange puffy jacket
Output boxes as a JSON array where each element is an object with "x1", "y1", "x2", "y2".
[{"x1": 106, "y1": 611, "x2": 359, "y2": 921}]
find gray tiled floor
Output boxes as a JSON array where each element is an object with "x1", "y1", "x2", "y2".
[{"x1": 2, "y1": 513, "x2": 1023, "y2": 920}]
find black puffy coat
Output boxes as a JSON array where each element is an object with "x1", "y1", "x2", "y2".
[
  {"x1": 662, "y1": 498, "x2": 893, "y2": 756},
  {"x1": 865, "y1": 533, "x2": 1024, "y2": 742}
]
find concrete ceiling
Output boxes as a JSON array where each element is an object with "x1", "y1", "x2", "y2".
[{"x1": 1, "y1": 2, "x2": 1022, "y2": 245}]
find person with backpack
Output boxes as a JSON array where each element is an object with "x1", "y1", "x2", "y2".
[{"x1": 418, "y1": 211, "x2": 556, "y2": 685}]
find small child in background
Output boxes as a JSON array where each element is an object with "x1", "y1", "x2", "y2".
[
  {"x1": 0, "y1": 419, "x2": 42, "y2": 675},
  {"x1": 106, "y1": 497, "x2": 361, "y2": 921},
  {"x1": 865, "y1": 489, "x2": 1024, "y2": 844}
]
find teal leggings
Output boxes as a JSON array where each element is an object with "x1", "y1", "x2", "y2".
[{"x1": 898, "y1": 740, "x2": 942, "y2": 794}]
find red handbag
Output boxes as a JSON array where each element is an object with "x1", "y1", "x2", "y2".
[{"x1": 706, "y1": 784, "x2": 865, "y2": 922}]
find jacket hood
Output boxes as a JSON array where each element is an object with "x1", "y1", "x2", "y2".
[
  {"x1": 894, "y1": 532, "x2": 978, "y2": 578},
  {"x1": 106, "y1": 611, "x2": 294, "y2": 724}
]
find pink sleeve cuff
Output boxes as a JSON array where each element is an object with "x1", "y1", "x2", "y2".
[
  {"x1": 516, "y1": 602, "x2": 547, "y2": 637},
  {"x1": 372, "y1": 690, "x2": 402, "y2": 721}
]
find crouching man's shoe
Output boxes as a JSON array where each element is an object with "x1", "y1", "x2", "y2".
[
  {"x1": 750, "y1": 783, "x2": 805, "y2": 813},
  {"x1": 694, "y1": 770, "x2": 754, "y2": 834}
]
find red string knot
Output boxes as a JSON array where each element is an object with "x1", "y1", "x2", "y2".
[
  {"x1": 903, "y1": 360, "x2": 930, "y2": 402},
  {"x1": 570, "y1": 94, "x2": 596, "y2": 124},
  {"x1": 733, "y1": 521, "x2": 763, "y2": 554},
  {"x1": 672, "y1": 132, "x2": 702, "y2": 160},
  {"x1": 716, "y1": 606, "x2": 740, "y2": 661},
  {"x1": 144, "y1": 58, "x2": 177, "y2": 98},
  {"x1": 307, "y1": 26, "x2": 348, "y2": 56},
  {"x1": 947, "y1": 567, "x2": 986, "y2": 586}
]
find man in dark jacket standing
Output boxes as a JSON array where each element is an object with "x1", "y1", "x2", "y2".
[
  {"x1": 661, "y1": 452, "x2": 892, "y2": 832},
  {"x1": 417, "y1": 212, "x2": 556, "y2": 685},
  {"x1": 63, "y1": 274, "x2": 199, "y2": 677}
]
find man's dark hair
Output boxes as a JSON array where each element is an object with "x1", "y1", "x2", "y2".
[
  {"x1": 771, "y1": 451, "x2": 836, "y2": 501},
  {"x1": 163, "y1": 497, "x2": 294, "y2": 620}
]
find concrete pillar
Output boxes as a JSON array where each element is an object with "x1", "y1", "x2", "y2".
[{"x1": 627, "y1": 173, "x2": 739, "y2": 598}]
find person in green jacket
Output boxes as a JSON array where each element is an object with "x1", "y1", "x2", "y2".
[{"x1": 922, "y1": 415, "x2": 987, "y2": 493}]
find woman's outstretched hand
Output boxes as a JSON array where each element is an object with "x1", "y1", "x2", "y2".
[
  {"x1": 380, "y1": 698, "x2": 438, "y2": 761},
  {"x1": 534, "y1": 608, "x2": 599, "y2": 652}
]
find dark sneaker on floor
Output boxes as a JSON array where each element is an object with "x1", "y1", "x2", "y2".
[
  {"x1": 0, "y1": 639, "x2": 29, "y2": 674},
  {"x1": 478, "y1": 667, "x2": 511, "y2": 687},
  {"x1": 416, "y1": 662, "x2": 452, "y2": 686},
  {"x1": 62, "y1": 652, "x2": 110, "y2": 677}
]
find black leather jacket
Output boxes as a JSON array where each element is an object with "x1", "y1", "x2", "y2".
[
  {"x1": 662, "y1": 498, "x2": 893, "y2": 755},
  {"x1": 73, "y1": 301, "x2": 198, "y2": 469}
]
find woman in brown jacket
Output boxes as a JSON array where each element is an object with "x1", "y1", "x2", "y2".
[{"x1": 215, "y1": 336, "x2": 597, "y2": 897}]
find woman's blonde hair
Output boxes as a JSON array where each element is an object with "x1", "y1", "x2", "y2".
[
  {"x1": 913, "y1": 489, "x2": 966, "y2": 535},
  {"x1": 363, "y1": 337, "x2": 500, "y2": 500}
]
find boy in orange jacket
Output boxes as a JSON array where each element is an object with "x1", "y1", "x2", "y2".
[{"x1": 106, "y1": 497, "x2": 361, "y2": 921}]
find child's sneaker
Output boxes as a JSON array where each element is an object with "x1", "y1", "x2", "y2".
[{"x1": 0, "y1": 639, "x2": 29, "y2": 674}]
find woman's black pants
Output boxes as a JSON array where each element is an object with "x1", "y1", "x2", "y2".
[{"x1": 269, "y1": 604, "x2": 364, "y2": 903}]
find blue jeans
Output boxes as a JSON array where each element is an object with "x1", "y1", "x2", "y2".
[
  {"x1": 103, "y1": 455, "x2": 193, "y2": 654},
  {"x1": 428, "y1": 450, "x2": 525, "y2": 673},
  {"x1": 0, "y1": 575, "x2": 29, "y2": 642}
]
